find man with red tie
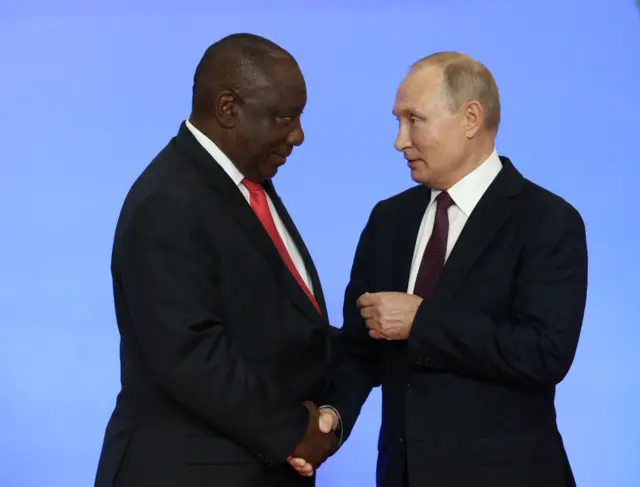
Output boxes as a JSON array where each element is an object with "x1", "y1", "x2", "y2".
[
  {"x1": 291, "y1": 52, "x2": 588, "y2": 486},
  {"x1": 94, "y1": 33, "x2": 338, "y2": 487}
]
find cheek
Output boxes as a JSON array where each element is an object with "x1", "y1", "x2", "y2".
[
  {"x1": 410, "y1": 125, "x2": 439, "y2": 155},
  {"x1": 240, "y1": 112, "x2": 274, "y2": 145}
]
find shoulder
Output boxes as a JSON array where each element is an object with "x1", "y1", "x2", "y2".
[
  {"x1": 114, "y1": 140, "x2": 207, "y2": 245},
  {"x1": 518, "y1": 178, "x2": 585, "y2": 233},
  {"x1": 128, "y1": 137, "x2": 202, "y2": 201}
]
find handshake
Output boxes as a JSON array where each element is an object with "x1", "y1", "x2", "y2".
[{"x1": 287, "y1": 401, "x2": 340, "y2": 477}]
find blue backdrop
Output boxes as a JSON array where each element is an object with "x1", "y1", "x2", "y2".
[{"x1": 1, "y1": 0, "x2": 639, "y2": 485}]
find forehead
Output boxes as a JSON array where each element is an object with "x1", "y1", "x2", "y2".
[
  {"x1": 393, "y1": 65, "x2": 444, "y2": 115},
  {"x1": 255, "y1": 60, "x2": 307, "y2": 109}
]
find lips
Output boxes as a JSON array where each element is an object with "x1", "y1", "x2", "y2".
[
  {"x1": 272, "y1": 149, "x2": 292, "y2": 164},
  {"x1": 271, "y1": 153, "x2": 287, "y2": 165}
]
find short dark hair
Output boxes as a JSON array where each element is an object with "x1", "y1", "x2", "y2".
[
  {"x1": 191, "y1": 33, "x2": 294, "y2": 118},
  {"x1": 413, "y1": 52, "x2": 501, "y2": 132}
]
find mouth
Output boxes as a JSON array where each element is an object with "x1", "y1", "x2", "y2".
[
  {"x1": 271, "y1": 151, "x2": 290, "y2": 165},
  {"x1": 270, "y1": 154, "x2": 285, "y2": 165}
]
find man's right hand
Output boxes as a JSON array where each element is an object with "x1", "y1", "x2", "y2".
[
  {"x1": 288, "y1": 402, "x2": 338, "y2": 471},
  {"x1": 288, "y1": 404, "x2": 339, "y2": 476}
]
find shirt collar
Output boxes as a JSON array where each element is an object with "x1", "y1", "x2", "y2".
[
  {"x1": 185, "y1": 118, "x2": 245, "y2": 187},
  {"x1": 430, "y1": 150, "x2": 502, "y2": 216}
]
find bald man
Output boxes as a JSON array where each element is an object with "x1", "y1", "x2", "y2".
[
  {"x1": 94, "y1": 34, "x2": 338, "y2": 487},
  {"x1": 291, "y1": 52, "x2": 588, "y2": 486}
]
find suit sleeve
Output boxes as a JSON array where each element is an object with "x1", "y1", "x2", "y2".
[
  {"x1": 408, "y1": 203, "x2": 588, "y2": 386},
  {"x1": 116, "y1": 194, "x2": 308, "y2": 465},
  {"x1": 322, "y1": 204, "x2": 384, "y2": 442}
]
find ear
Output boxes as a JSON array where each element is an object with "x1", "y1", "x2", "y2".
[
  {"x1": 215, "y1": 90, "x2": 239, "y2": 129},
  {"x1": 462, "y1": 100, "x2": 484, "y2": 138}
]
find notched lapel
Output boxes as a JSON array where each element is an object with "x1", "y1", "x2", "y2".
[
  {"x1": 223, "y1": 184, "x2": 327, "y2": 325},
  {"x1": 435, "y1": 158, "x2": 523, "y2": 300},
  {"x1": 265, "y1": 182, "x2": 328, "y2": 322},
  {"x1": 175, "y1": 123, "x2": 320, "y2": 322},
  {"x1": 222, "y1": 187, "x2": 287, "y2": 282}
]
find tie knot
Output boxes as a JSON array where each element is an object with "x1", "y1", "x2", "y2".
[
  {"x1": 242, "y1": 178, "x2": 264, "y2": 194},
  {"x1": 435, "y1": 191, "x2": 454, "y2": 210}
]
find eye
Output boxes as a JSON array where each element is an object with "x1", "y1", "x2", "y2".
[{"x1": 276, "y1": 116, "x2": 294, "y2": 125}]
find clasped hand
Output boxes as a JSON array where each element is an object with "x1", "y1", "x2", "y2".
[
  {"x1": 358, "y1": 291, "x2": 423, "y2": 340},
  {"x1": 286, "y1": 292, "x2": 421, "y2": 476},
  {"x1": 287, "y1": 403, "x2": 339, "y2": 476}
]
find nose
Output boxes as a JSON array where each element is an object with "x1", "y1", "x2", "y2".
[
  {"x1": 287, "y1": 118, "x2": 304, "y2": 147},
  {"x1": 394, "y1": 120, "x2": 410, "y2": 152}
]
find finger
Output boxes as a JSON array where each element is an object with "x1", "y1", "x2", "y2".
[
  {"x1": 288, "y1": 457, "x2": 306, "y2": 467},
  {"x1": 365, "y1": 318, "x2": 382, "y2": 331},
  {"x1": 360, "y1": 306, "x2": 376, "y2": 319},
  {"x1": 356, "y1": 292, "x2": 373, "y2": 308},
  {"x1": 369, "y1": 329, "x2": 387, "y2": 340},
  {"x1": 288, "y1": 458, "x2": 314, "y2": 475},
  {"x1": 296, "y1": 464, "x2": 314, "y2": 476},
  {"x1": 318, "y1": 411, "x2": 335, "y2": 433},
  {"x1": 294, "y1": 465, "x2": 313, "y2": 476}
]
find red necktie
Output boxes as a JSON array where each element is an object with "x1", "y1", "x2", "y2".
[
  {"x1": 413, "y1": 191, "x2": 454, "y2": 299},
  {"x1": 242, "y1": 178, "x2": 321, "y2": 314}
]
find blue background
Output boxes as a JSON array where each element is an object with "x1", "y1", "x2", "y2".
[{"x1": 1, "y1": 0, "x2": 639, "y2": 485}]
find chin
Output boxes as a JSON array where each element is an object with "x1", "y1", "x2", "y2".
[
  {"x1": 409, "y1": 167, "x2": 431, "y2": 186},
  {"x1": 262, "y1": 166, "x2": 280, "y2": 180}
]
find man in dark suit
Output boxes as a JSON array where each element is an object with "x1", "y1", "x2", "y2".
[
  {"x1": 94, "y1": 33, "x2": 338, "y2": 487},
  {"x1": 290, "y1": 52, "x2": 588, "y2": 486}
]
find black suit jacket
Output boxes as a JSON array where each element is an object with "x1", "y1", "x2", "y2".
[
  {"x1": 94, "y1": 123, "x2": 334, "y2": 487},
  {"x1": 327, "y1": 157, "x2": 588, "y2": 487}
]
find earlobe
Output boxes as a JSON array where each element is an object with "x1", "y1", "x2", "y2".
[{"x1": 216, "y1": 91, "x2": 237, "y2": 129}]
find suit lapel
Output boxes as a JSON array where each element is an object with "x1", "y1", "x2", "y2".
[
  {"x1": 392, "y1": 185, "x2": 432, "y2": 292},
  {"x1": 173, "y1": 123, "x2": 324, "y2": 324},
  {"x1": 434, "y1": 157, "x2": 523, "y2": 300},
  {"x1": 265, "y1": 181, "x2": 328, "y2": 320},
  {"x1": 222, "y1": 185, "x2": 288, "y2": 285},
  {"x1": 223, "y1": 187, "x2": 326, "y2": 323},
  {"x1": 223, "y1": 191, "x2": 324, "y2": 322}
]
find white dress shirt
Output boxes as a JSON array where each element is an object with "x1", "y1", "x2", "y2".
[
  {"x1": 185, "y1": 119, "x2": 314, "y2": 294},
  {"x1": 406, "y1": 150, "x2": 503, "y2": 293}
]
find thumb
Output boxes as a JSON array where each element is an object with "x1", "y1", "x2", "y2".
[{"x1": 318, "y1": 411, "x2": 335, "y2": 434}]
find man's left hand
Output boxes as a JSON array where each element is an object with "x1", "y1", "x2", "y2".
[{"x1": 358, "y1": 292, "x2": 423, "y2": 340}]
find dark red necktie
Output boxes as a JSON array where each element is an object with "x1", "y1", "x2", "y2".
[
  {"x1": 242, "y1": 178, "x2": 321, "y2": 314},
  {"x1": 413, "y1": 191, "x2": 454, "y2": 299}
]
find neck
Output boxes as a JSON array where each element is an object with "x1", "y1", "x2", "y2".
[
  {"x1": 464, "y1": 142, "x2": 495, "y2": 173},
  {"x1": 188, "y1": 116, "x2": 256, "y2": 179},
  {"x1": 188, "y1": 116, "x2": 221, "y2": 147},
  {"x1": 440, "y1": 138, "x2": 495, "y2": 190}
]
